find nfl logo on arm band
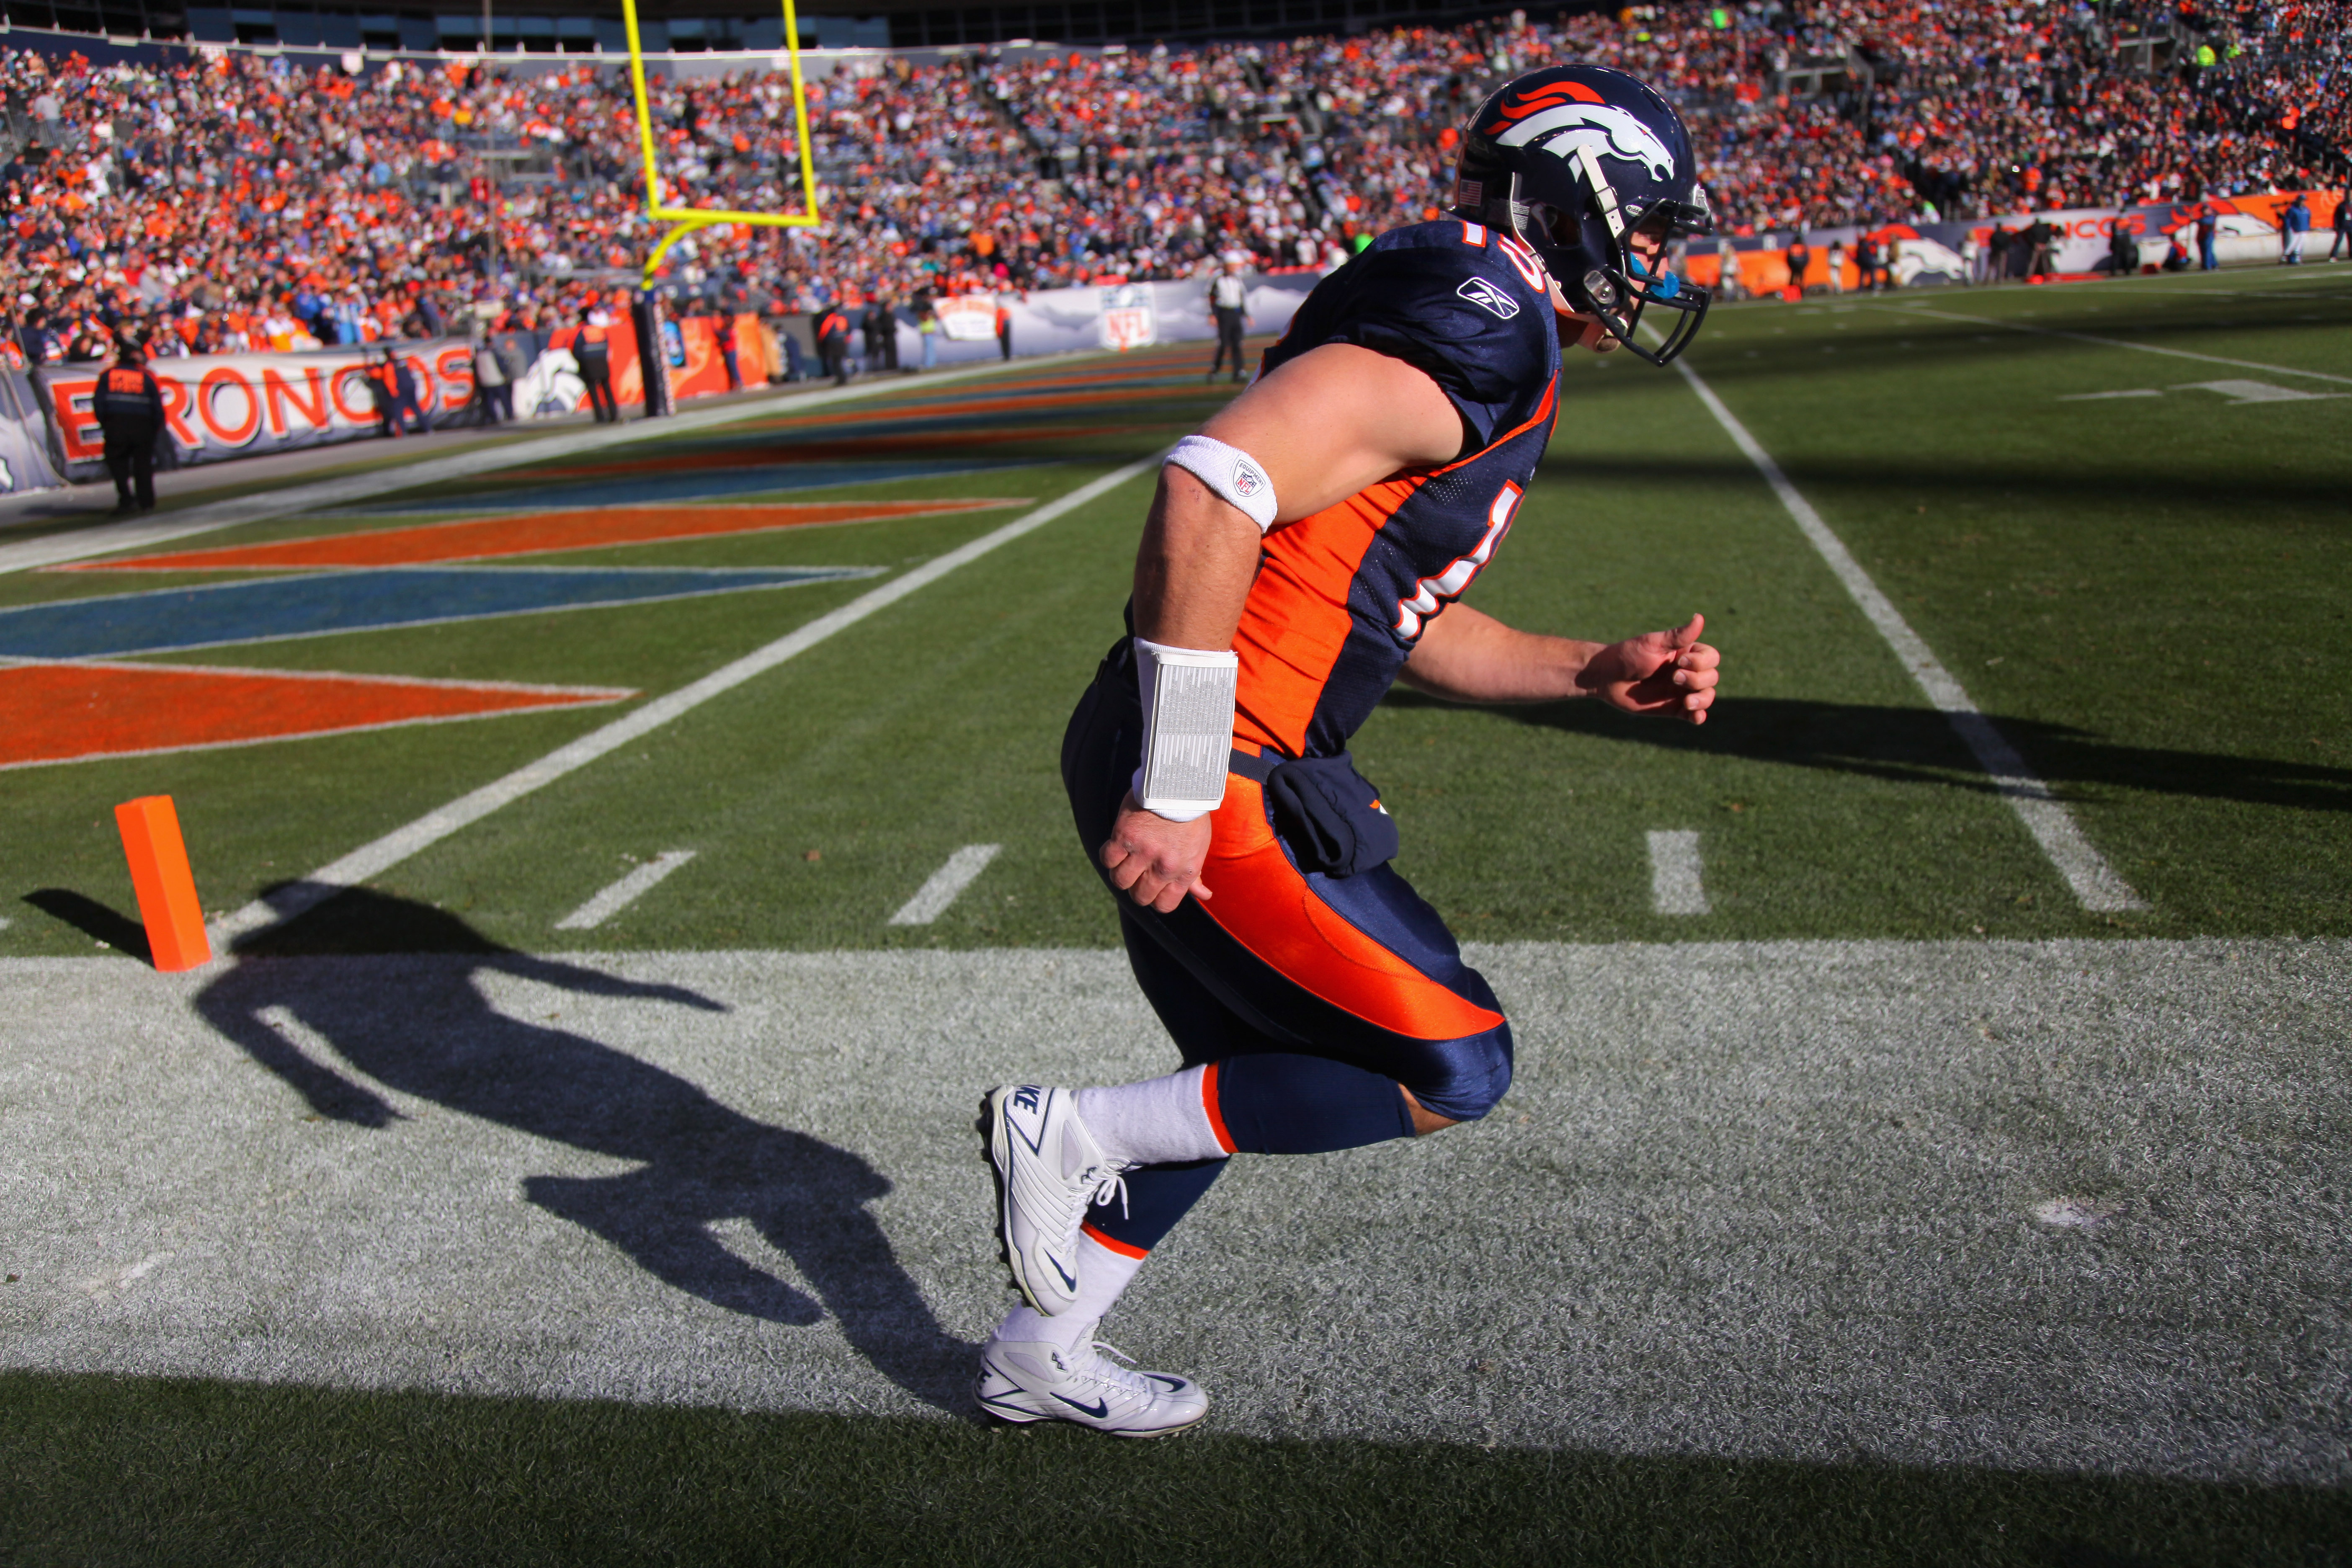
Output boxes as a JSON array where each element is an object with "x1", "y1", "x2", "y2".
[
  {"x1": 1133, "y1": 638, "x2": 1238, "y2": 821},
  {"x1": 1165, "y1": 435, "x2": 1278, "y2": 533}
]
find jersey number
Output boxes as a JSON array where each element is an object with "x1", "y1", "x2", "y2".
[{"x1": 1395, "y1": 481, "x2": 1522, "y2": 640}]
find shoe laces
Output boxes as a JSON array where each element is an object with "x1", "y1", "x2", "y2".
[
  {"x1": 1070, "y1": 1340, "x2": 1160, "y2": 1400},
  {"x1": 1081, "y1": 1161, "x2": 1135, "y2": 1223},
  {"x1": 1047, "y1": 1158, "x2": 1134, "y2": 1259}
]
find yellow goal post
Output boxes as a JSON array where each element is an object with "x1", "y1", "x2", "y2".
[{"x1": 621, "y1": 0, "x2": 825, "y2": 286}]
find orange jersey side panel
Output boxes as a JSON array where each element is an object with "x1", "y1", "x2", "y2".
[{"x1": 1230, "y1": 474, "x2": 1427, "y2": 755}]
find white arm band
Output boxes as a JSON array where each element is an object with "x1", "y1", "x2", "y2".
[
  {"x1": 1164, "y1": 434, "x2": 1278, "y2": 533},
  {"x1": 1132, "y1": 637, "x2": 1238, "y2": 823}
]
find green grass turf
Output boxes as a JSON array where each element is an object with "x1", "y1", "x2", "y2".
[
  {"x1": 1667, "y1": 268, "x2": 2352, "y2": 936},
  {"x1": 6, "y1": 284, "x2": 2349, "y2": 957},
  {"x1": 3, "y1": 1372, "x2": 2344, "y2": 1567},
  {"x1": 8, "y1": 300, "x2": 2351, "y2": 1562}
]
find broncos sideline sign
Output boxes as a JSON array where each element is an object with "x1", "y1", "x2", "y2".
[{"x1": 33, "y1": 341, "x2": 481, "y2": 485}]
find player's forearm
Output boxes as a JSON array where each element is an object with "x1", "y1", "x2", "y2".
[
  {"x1": 1131, "y1": 468, "x2": 1266, "y2": 650},
  {"x1": 1397, "y1": 604, "x2": 1604, "y2": 704}
]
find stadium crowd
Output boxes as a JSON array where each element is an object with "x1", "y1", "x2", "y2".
[{"x1": 2, "y1": 0, "x2": 2343, "y2": 366}]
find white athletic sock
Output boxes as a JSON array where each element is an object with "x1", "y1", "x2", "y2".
[
  {"x1": 992, "y1": 1232, "x2": 1148, "y2": 1351},
  {"x1": 1076, "y1": 1065, "x2": 1229, "y2": 1166}
]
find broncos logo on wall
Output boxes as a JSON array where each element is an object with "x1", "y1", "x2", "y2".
[{"x1": 1480, "y1": 79, "x2": 1679, "y2": 182}]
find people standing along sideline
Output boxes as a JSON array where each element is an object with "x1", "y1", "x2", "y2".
[
  {"x1": 575, "y1": 307, "x2": 619, "y2": 424},
  {"x1": 815, "y1": 304, "x2": 852, "y2": 387},
  {"x1": 1207, "y1": 258, "x2": 1250, "y2": 383},
  {"x1": 93, "y1": 338, "x2": 164, "y2": 514},
  {"x1": 473, "y1": 333, "x2": 515, "y2": 426},
  {"x1": 2281, "y1": 193, "x2": 2311, "y2": 264}
]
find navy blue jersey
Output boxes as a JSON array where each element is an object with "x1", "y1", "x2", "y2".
[{"x1": 1234, "y1": 220, "x2": 1562, "y2": 760}]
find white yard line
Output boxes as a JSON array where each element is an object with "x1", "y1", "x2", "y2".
[
  {"x1": 1876, "y1": 302, "x2": 2352, "y2": 386},
  {"x1": 555, "y1": 851, "x2": 699, "y2": 931},
  {"x1": 205, "y1": 454, "x2": 1165, "y2": 950},
  {"x1": 1645, "y1": 830, "x2": 1709, "y2": 915},
  {"x1": 888, "y1": 844, "x2": 1003, "y2": 926},
  {"x1": 0, "y1": 358, "x2": 1041, "y2": 577},
  {"x1": 1671, "y1": 359, "x2": 2146, "y2": 912}
]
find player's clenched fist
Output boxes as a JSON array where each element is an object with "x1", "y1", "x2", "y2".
[
  {"x1": 1576, "y1": 612, "x2": 1721, "y2": 724},
  {"x1": 1099, "y1": 793, "x2": 1215, "y2": 912}
]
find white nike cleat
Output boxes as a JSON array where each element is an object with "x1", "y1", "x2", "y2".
[
  {"x1": 979, "y1": 1085, "x2": 1132, "y2": 1316},
  {"x1": 976, "y1": 1338, "x2": 1208, "y2": 1438}
]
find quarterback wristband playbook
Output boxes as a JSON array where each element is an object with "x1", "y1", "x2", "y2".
[
  {"x1": 1163, "y1": 435, "x2": 1277, "y2": 532},
  {"x1": 1132, "y1": 638, "x2": 1239, "y2": 822}
]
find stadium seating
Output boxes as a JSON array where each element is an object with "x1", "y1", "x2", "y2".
[{"x1": 3, "y1": 0, "x2": 2342, "y2": 366}]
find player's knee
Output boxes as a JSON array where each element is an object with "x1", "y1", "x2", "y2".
[{"x1": 1403, "y1": 1021, "x2": 1513, "y2": 1124}]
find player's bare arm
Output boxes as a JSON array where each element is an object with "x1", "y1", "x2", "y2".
[
  {"x1": 1100, "y1": 343, "x2": 1464, "y2": 914},
  {"x1": 1398, "y1": 604, "x2": 1720, "y2": 722}
]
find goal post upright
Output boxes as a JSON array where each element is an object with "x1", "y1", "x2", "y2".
[{"x1": 622, "y1": 0, "x2": 825, "y2": 288}]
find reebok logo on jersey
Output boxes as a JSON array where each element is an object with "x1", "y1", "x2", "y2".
[
  {"x1": 1456, "y1": 276, "x2": 1521, "y2": 320},
  {"x1": 1231, "y1": 459, "x2": 1265, "y2": 498}
]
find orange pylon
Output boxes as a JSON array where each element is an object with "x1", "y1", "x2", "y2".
[{"x1": 113, "y1": 795, "x2": 212, "y2": 972}]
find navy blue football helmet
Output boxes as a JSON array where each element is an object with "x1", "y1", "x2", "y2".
[{"x1": 1453, "y1": 64, "x2": 1714, "y2": 365}]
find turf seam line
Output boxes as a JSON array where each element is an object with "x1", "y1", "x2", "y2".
[
  {"x1": 205, "y1": 453, "x2": 1167, "y2": 950},
  {"x1": 888, "y1": 844, "x2": 1003, "y2": 926},
  {"x1": 1875, "y1": 303, "x2": 2352, "y2": 385},
  {"x1": 555, "y1": 851, "x2": 699, "y2": 931},
  {"x1": 1670, "y1": 359, "x2": 2147, "y2": 913},
  {"x1": 0, "y1": 356, "x2": 1066, "y2": 578}
]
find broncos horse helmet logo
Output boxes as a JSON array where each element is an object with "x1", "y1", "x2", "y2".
[{"x1": 1487, "y1": 91, "x2": 1678, "y2": 183}]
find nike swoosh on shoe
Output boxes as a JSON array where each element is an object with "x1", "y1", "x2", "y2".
[
  {"x1": 1054, "y1": 1394, "x2": 1110, "y2": 1419},
  {"x1": 1047, "y1": 1253, "x2": 1078, "y2": 1292}
]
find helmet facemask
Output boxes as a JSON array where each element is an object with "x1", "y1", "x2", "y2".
[{"x1": 1505, "y1": 152, "x2": 1712, "y2": 367}]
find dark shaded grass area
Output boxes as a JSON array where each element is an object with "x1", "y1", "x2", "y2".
[
  {"x1": 4, "y1": 1372, "x2": 2346, "y2": 1568},
  {"x1": 1382, "y1": 690, "x2": 2352, "y2": 816}
]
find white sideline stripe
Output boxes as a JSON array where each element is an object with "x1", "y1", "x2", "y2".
[
  {"x1": 1646, "y1": 830, "x2": 1710, "y2": 915},
  {"x1": 1671, "y1": 360, "x2": 2146, "y2": 912},
  {"x1": 1878, "y1": 303, "x2": 2352, "y2": 386},
  {"x1": 555, "y1": 851, "x2": 698, "y2": 931},
  {"x1": 0, "y1": 357, "x2": 1042, "y2": 577},
  {"x1": 888, "y1": 844, "x2": 1002, "y2": 926},
  {"x1": 206, "y1": 454, "x2": 1166, "y2": 949}
]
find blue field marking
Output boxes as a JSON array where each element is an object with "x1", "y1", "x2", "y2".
[
  {"x1": 350, "y1": 460, "x2": 1047, "y2": 514},
  {"x1": 0, "y1": 566, "x2": 882, "y2": 658}
]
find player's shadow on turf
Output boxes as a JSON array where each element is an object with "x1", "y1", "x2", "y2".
[
  {"x1": 191, "y1": 888, "x2": 976, "y2": 1412},
  {"x1": 1387, "y1": 692, "x2": 2352, "y2": 813}
]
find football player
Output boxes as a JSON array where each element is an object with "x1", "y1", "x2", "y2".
[{"x1": 977, "y1": 64, "x2": 1724, "y2": 1437}]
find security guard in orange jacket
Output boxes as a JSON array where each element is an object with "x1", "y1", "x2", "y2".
[{"x1": 93, "y1": 339, "x2": 166, "y2": 513}]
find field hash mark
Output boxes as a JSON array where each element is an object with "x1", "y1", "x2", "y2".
[
  {"x1": 557, "y1": 851, "x2": 698, "y2": 931},
  {"x1": 1647, "y1": 830, "x2": 1710, "y2": 915},
  {"x1": 1672, "y1": 358, "x2": 2145, "y2": 913},
  {"x1": 890, "y1": 844, "x2": 1002, "y2": 926}
]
